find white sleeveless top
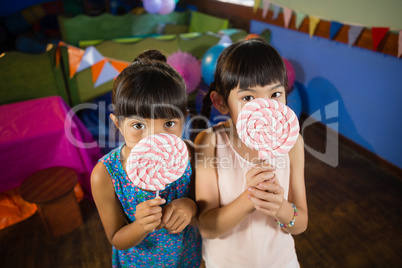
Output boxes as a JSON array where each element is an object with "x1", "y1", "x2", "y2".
[{"x1": 202, "y1": 124, "x2": 299, "y2": 268}]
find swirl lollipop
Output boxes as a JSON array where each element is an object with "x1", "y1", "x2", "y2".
[
  {"x1": 236, "y1": 98, "x2": 299, "y2": 160},
  {"x1": 126, "y1": 133, "x2": 189, "y2": 196}
]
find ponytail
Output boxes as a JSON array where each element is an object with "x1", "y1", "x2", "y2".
[{"x1": 190, "y1": 82, "x2": 216, "y2": 141}]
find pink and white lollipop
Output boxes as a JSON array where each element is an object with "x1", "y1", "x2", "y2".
[
  {"x1": 126, "y1": 133, "x2": 189, "y2": 196},
  {"x1": 236, "y1": 98, "x2": 299, "y2": 159}
]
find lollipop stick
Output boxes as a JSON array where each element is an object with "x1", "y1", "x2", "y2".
[{"x1": 156, "y1": 190, "x2": 160, "y2": 198}]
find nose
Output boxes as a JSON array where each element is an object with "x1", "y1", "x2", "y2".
[{"x1": 143, "y1": 124, "x2": 165, "y2": 138}]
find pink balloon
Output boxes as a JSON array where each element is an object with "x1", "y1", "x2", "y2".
[
  {"x1": 283, "y1": 58, "x2": 296, "y2": 92},
  {"x1": 158, "y1": 0, "x2": 176, "y2": 15},
  {"x1": 143, "y1": 0, "x2": 162, "y2": 14}
]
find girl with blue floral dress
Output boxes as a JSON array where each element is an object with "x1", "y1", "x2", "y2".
[{"x1": 91, "y1": 50, "x2": 202, "y2": 268}]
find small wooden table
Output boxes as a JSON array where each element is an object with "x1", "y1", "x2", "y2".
[{"x1": 19, "y1": 167, "x2": 84, "y2": 238}]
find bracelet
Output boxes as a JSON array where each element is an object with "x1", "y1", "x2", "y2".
[{"x1": 274, "y1": 203, "x2": 298, "y2": 228}]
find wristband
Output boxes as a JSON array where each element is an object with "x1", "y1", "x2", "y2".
[{"x1": 274, "y1": 203, "x2": 298, "y2": 228}]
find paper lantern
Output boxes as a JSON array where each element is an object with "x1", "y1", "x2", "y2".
[{"x1": 167, "y1": 51, "x2": 201, "y2": 94}]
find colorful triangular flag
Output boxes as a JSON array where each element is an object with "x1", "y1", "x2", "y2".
[
  {"x1": 67, "y1": 45, "x2": 85, "y2": 78},
  {"x1": 272, "y1": 5, "x2": 281, "y2": 20},
  {"x1": 398, "y1": 30, "x2": 402, "y2": 58},
  {"x1": 92, "y1": 59, "x2": 107, "y2": 83},
  {"x1": 329, "y1": 21, "x2": 343, "y2": 39},
  {"x1": 94, "y1": 60, "x2": 120, "y2": 88},
  {"x1": 218, "y1": 34, "x2": 232, "y2": 45},
  {"x1": 253, "y1": 0, "x2": 261, "y2": 13},
  {"x1": 309, "y1": 16, "x2": 320, "y2": 37},
  {"x1": 262, "y1": 0, "x2": 271, "y2": 19},
  {"x1": 294, "y1": 11, "x2": 307, "y2": 30},
  {"x1": 76, "y1": 46, "x2": 104, "y2": 73},
  {"x1": 283, "y1": 7, "x2": 293, "y2": 28},
  {"x1": 372, "y1": 27, "x2": 389, "y2": 51},
  {"x1": 348, "y1": 25, "x2": 364, "y2": 46},
  {"x1": 109, "y1": 59, "x2": 130, "y2": 73}
]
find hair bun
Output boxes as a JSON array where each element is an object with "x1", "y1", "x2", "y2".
[{"x1": 133, "y1": 50, "x2": 167, "y2": 63}]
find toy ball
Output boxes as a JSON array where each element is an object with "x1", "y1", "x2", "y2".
[
  {"x1": 159, "y1": 0, "x2": 176, "y2": 15},
  {"x1": 143, "y1": 0, "x2": 162, "y2": 14},
  {"x1": 283, "y1": 58, "x2": 296, "y2": 92},
  {"x1": 167, "y1": 51, "x2": 201, "y2": 94},
  {"x1": 201, "y1": 43, "x2": 230, "y2": 86}
]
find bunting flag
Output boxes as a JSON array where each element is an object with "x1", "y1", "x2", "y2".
[
  {"x1": 294, "y1": 11, "x2": 307, "y2": 30},
  {"x1": 371, "y1": 27, "x2": 389, "y2": 51},
  {"x1": 76, "y1": 46, "x2": 104, "y2": 73},
  {"x1": 218, "y1": 34, "x2": 232, "y2": 45},
  {"x1": 272, "y1": 5, "x2": 281, "y2": 20},
  {"x1": 283, "y1": 7, "x2": 293, "y2": 28},
  {"x1": 329, "y1": 21, "x2": 343, "y2": 39},
  {"x1": 92, "y1": 59, "x2": 107, "y2": 83},
  {"x1": 262, "y1": 0, "x2": 271, "y2": 19},
  {"x1": 68, "y1": 45, "x2": 85, "y2": 78},
  {"x1": 253, "y1": 0, "x2": 261, "y2": 13},
  {"x1": 59, "y1": 42, "x2": 130, "y2": 87},
  {"x1": 309, "y1": 16, "x2": 320, "y2": 37},
  {"x1": 254, "y1": 4, "x2": 397, "y2": 56},
  {"x1": 94, "y1": 60, "x2": 120, "y2": 88},
  {"x1": 110, "y1": 59, "x2": 130, "y2": 73},
  {"x1": 348, "y1": 25, "x2": 364, "y2": 46}
]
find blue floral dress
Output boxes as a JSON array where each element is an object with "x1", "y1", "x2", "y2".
[{"x1": 100, "y1": 144, "x2": 202, "y2": 268}]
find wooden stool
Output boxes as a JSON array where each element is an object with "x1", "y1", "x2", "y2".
[{"x1": 19, "y1": 167, "x2": 83, "y2": 238}]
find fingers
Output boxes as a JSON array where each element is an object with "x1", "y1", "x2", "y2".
[
  {"x1": 136, "y1": 198, "x2": 166, "y2": 232},
  {"x1": 247, "y1": 172, "x2": 276, "y2": 188},
  {"x1": 162, "y1": 206, "x2": 190, "y2": 233},
  {"x1": 137, "y1": 198, "x2": 166, "y2": 210},
  {"x1": 246, "y1": 163, "x2": 276, "y2": 178},
  {"x1": 158, "y1": 199, "x2": 193, "y2": 233},
  {"x1": 257, "y1": 179, "x2": 282, "y2": 194}
]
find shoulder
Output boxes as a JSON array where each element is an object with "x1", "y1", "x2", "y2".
[
  {"x1": 194, "y1": 127, "x2": 216, "y2": 148},
  {"x1": 91, "y1": 161, "x2": 114, "y2": 192}
]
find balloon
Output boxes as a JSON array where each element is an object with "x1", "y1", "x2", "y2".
[
  {"x1": 283, "y1": 58, "x2": 296, "y2": 92},
  {"x1": 159, "y1": 0, "x2": 176, "y2": 15},
  {"x1": 143, "y1": 0, "x2": 162, "y2": 14},
  {"x1": 201, "y1": 43, "x2": 229, "y2": 86},
  {"x1": 167, "y1": 51, "x2": 201, "y2": 94}
]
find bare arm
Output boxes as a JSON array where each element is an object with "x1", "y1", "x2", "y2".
[
  {"x1": 195, "y1": 129, "x2": 274, "y2": 239},
  {"x1": 247, "y1": 135, "x2": 308, "y2": 234},
  {"x1": 284, "y1": 135, "x2": 308, "y2": 234},
  {"x1": 91, "y1": 162, "x2": 164, "y2": 250}
]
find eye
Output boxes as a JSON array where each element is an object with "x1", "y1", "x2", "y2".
[
  {"x1": 242, "y1": 95, "x2": 255, "y2": 102},
  {"x1": 164, "y1": 121, "x2": 176, "y2": 128},
  {"x1": 133, "y1": 123, "x2": 145, "y2": 130},
  {"x1": 271, "y1": 92, "x2": 282, "y2": 98}
]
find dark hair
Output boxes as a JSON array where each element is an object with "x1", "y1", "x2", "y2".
[
  {"x1": 197, "y1": 38, "x2": 288, "y2": 132},
  {"x1": 112, "y1": 50, "x2": 187, "y2": 121}
]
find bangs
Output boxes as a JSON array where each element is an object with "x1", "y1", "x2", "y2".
[
  {"x1": 114, "y1": 67, "x2": 187, "y2": 120},
  {"x1": 217, "y1": 39, "x2": 288, "y2": 99}
]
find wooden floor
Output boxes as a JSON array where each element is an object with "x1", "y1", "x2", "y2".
[{"x1": 1, "y1": 124, "x2": 401, "y2": 267}]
